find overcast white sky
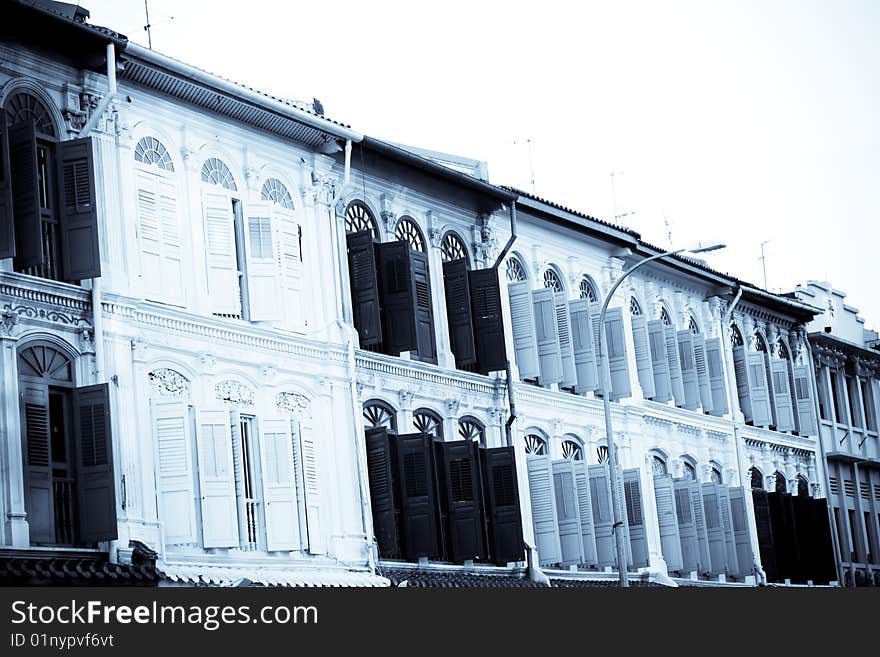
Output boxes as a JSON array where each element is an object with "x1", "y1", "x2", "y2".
[{"x1": 84, "y1": 0, "x2": 879, "y2": 330}]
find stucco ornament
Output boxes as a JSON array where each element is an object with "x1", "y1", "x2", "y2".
[
  {"x1": 149, "y1": 368, "x2": 191, "y2": 398},
  {"x1": 215, "y1": 379, "x2": 255, "y2": 406},
  {"x1": 277, "y1": 392, "x2": 311, "y2": 417}
]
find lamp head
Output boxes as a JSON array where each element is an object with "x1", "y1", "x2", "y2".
[{"x1": 681, "y1": 241, "x2": 726, "y2": 254}]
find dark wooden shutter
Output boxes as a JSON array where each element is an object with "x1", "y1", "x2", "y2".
[
  {"x1": 705, "y1": 338, "x2": 729, "y2": 416},
  {"x1": 480, "y1": 446, "x2": 524, "y2": 565},
  {"x1": 0, "y1": 109, "x2": 14, "y2": 259},
  {"x1": 346, "y1": 230, "x2": 383, "y2": 346},
  {"x1": 654, "y1": 474, "x2": 683, "y2": 572},
  {"x1": 58, "y1": 137, "x2": 100, "y2": 281},
  {"x1": 792, "y1": 493, "x2": 812, "y2": 583},
  {"x1": 410, "y1": 250, "x2": 437, "y2": 363},
  {"x1": 20, "y1": 381, "x2": 53, "y2": 544},
  {"x1": 588, "y1": 464, "x2": 615, "y2": 569},
  {"x1": 674, "y1": 479, "x2": 700, "y2": 574},
  {"x1": 469, "y1": 267, "x2": 507, "y2": 374},
  {"x1": 752, "y1": 490, "x2": 777, "y2": 582},
  {"x1": 392, "y1": 432, "x2": 440, "y2": 559},
  {"x1": 8, "y1": 120, "x2": 41, "y2": 267},
  {"x1": 365, "y1": 427, "x2": 400, "y2": 558},
  {"x1": 73, "y1": 383, "x2": 117, "y2": 544},
  {"x1": 552, "y1": 459, "x2": 585, "y2": 566},
  {"x1": 527, "y1": 451, "x2": 562, "y2": 566},
  {"x1": 379, "y1": 241, "x2": 417, "y2": 356},
  {"x1": 647, "y1": 319, "x2": 672, "y2": 402},
  {"x1": 623, "y1": 468, "x2": 648, "y2": 567},
  {"x1": 443, "y1": 257, "x2": 476, "y2": 367},
  {"x1": 810, "y1": 497, "x2": 837, "y2": 584},
  {"x1": 437, "y1": 439, "x2": 485, "y2": 562},
  {"x1": 569, "y1": 299, "x2": 599, "y2": 393}
]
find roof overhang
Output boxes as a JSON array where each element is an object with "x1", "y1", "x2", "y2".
[{"x1": 513, "y1": 194, "x2": 639, "y2": 248}]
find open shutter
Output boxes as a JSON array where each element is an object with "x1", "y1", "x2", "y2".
[
  {"x1": 437, "y1": 439, "x2": 486, "y2": 562},
  {"x1": 347, "y1": 230, "x2": 382, "y2": 346},
  {"x1": 692, "y1": 335, "x2": 714, "y2": 413},
  {"x1": 533, "y1": 287, "x2": 563, "y2": 385},
  {"x1": 729, "y1": 486, "x2": 755, "y2": 579},
  {"x1": 196, "y1": 409, "x2": 238, "y2": 547},
  {"x1": 136, "y1": 171, "x2": 183, "y2": 304},
  {"x1": 631, "y1": 314, "x2": 656, "y2": 399},
  {"x1": 569, "y1": 299, "x2": 599, "y2": 393},
  {"x1": 554, "y1": 293, "x2": 578, "y2": 388},
  {"x1": 747, "y1": 352, "x2": 772, "y2": 427},
  {"x1": 678, "y1": 330, "x2": 700, "y2": 410},
  {"x1": 810, "y1": 497, "x2": 837, "y2": 584},
  {"x1": 770, "y1": 359, "x2": 795, "y2": 431},
  {"x1": 705, "y1": 338, "x2": 729, "y2": 416},
  {"x1": 508, "y1": 281, "x2": 540, "y2": 379},
  {"x1": 152, "y1": 400, "x2": 197, "y2": 546},
  {"x1": 277, "y1": 207, "x2": 304, "y2": 329},
  {"x1": 393, "y1": 432, "x2": 440, "y2": 559},
  {"x1": 572, "y1": 462, "x2": 598, "y2": 567},
  {"x1": 702, "y1": 482, "x2": 726, "y2": 574},
  {"x1": 243, "y1": 201, "x2": 282, "y2": 321},
  {"x1": 20, "y1": 381, "x2": 53, "y2": 544},
  {"x1": 674, "y1": 479, "x2": 700, "y2": 574},
  {"x1": 259, "y1": 418, "x2": 299, "y2": 551},
  {"x1": 298, "y1": 417, "x2": 325, "y2": 554},
  {"x1": 752, "y1": 489, "x2": 777, "y2": 582},
  {"x1": 379, "y1": 241, "x2": 417, "y2": 355},
  {"x1": 792, "y1": 494, "x2": 813, "y2": 583},
  {"x1": 767, "y1": 492, "x2": 793, "y2": 582},
  {"x1": 480, "y1": 446, "x2": 525, "y2": 565},
  {"x1": 443, "y1": 257, "x2": 476, "y2": 367},
  {"x1": 605, "y1": 308, "x2": 632, "y2": 400},
  {"x1": 8, "y1": 121, "x2": 41, "y2": 267},
  {"x1": 73, "y1": 384, "x2": 117, "y2": 544},
  {"x1": 690, "y1": 480, "x2": 712, "y2": 574},
  {"x1": 0, "y1": 109, "x2": 14, "y2": 259},
  {"x1": 654, "y1": 474, "x2": 683, "y2": 572},
  {"x1": 792, "y1": 365, "x2": 818, "y2": 436},
  {"x1": 588, "y1": 464, "x2": 615, "y2": 568},
  {"x1": 58, "y1": 138, "x2": 100, "y2": 281},
  {"x1": 410, "y1": 250, "x2": 437, "y2": 363},
  {"x1": 665, "y1": 325, "x2": 686, "y2": 406},
  {"x1": 527, "y1": 452, "x2": 562, "y2": 566},
  {"x1": 623, "y1": 468, "x2": 648, "y2": 568},
  {"x1": 552, "y1": 459, "x2": 585, "y2": 566},
  {"x1": 365, "y1": 427, "x2": 401, "y2": 558},
  {"x1": 469, "y1": 267, "x2": 507, "y2": 374},
  {"x1": 718, "y1": 485, "x2": 740, "y2": 576},
  {"x1": 733, "y1": 346, "x2": 753, "y2": 421},
  {"x1": 202, "y1": 189, "x2": 239, "y2": 315},
  {"x1": 647, "y1": 320, "x2": 672, "y2": 402}
]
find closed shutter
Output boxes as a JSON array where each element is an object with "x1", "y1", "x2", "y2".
[
  {"x1": 533, "y1": 287, "x2": 563, "y2": 385},
  {"x1": 665, "y1": 325, "x2": 686, "y2": 406},
  {"x1": 443, "y1": 258, "x2": 476, "y2": 367},
  {"x1": 573, "y1": 461, "x2": 598, "y2": 567},
  {"x1": 810, "y1": 497, "x2": 837, "y2": 584},
  {"x1": 58, "y1": 138, "x2": 100, "y2": 281},
  {"x1": 346, "y1": 230, "x2": 382, "y2": 346},
  {"x1": 20, "y1": 382, "x2": 53, "y2": 544},
  {"x1": 752, "y1": 490, "x2": 777, "y2": 582},
  {"x1": 469, "y1": 267, "x2": 507, "y2": 374},
  {"x1": 480, "y1": 446, "x2": 525, "y2": 565},
  {"x1": 729, "y1": 486, "x2": 755, "y2": 579},
  {"x1": 733, "y1": 345, "x2": 753, "y2": 421},
  {"x1": 678, "y1": 330, "x2": 700, "y2": 410},
  {"x1": 135, "y1": 170, "x2": 183, "y2": 304},
  {"x1": 690, "y1": 480, "x2": 712, "y2": 574},
  {"x1": 569, "y1": 299, "x2": 599, "y2": 393},
  {"x1": 792, "y1": 365, "x2": 818, "y2": 436},
  {"x1": 196, "y1": 409, "x2": 239, "y2": 548},
  {"x1": 244, "y1": 202, "x2": 282, "y2": 321},
  {"x1": 73, "y1": 384, "x2": 117, "y2": 544},
  {"x1": 152, "y1": 400, "x2": 197, "y2": 546},
  {"x1": 152, "y1": 175, "x2": 183, "y2": 304},
  {"x1": 674, "y1": 479, "x2": 700, "y2": 574},
  {"x1": 365, "y1": 427, "x2": 400, "y2": 558},
  {"x1": 298, "y1": 417, "x2": 325, "y2": 554},
  {"x1": 379, "y1": 241, "x2": 417, "y2": 356},
  {"x1": 792, "y1": 494, "x2": 813, "y2": 583},
  {"x1": 767, "y1": 492, "x2": 794, "y2": 582},
  {"x1": 554, "y1": 293, "x2": 578, "y2": 387},
  {"x1": 202, "y1": 189, "x2": 239, "y2": 315},
  {"x1": 647, "y1": 320, "x2": 672, "y2": 402},
  {"x1": 393, "y1": 432, "x2": 440, "y2": 559},
  {"x1": 718, "y1": 486, "x2": 740, "y2": 576},
  {"x1": 259, "y1": 418, "x2": 299, "y2": 551},
  {"x1": 438, "y1": 439, "x2": 486, "y2": 563},
  {"x1": 507, "y1": 281, "x2": 540, "y2": 379},
  {"x1": 410, "y1": 250, "x2": 437, "y2": 363},
  {"x1": 8, "y1": 121, "x2": 41, "y2": 267},
  {"x1": 702, "y1": 482, "x2": 726, "y2": 574},
  {"x1": 605, "y1": 308, "x2": 632, "y2": 400},
  {"x1": 631, "y1": 314, "x2": 656, "y2": 398},
  {"x1": 747, "y1": 352, "x2": 772, "y2": 427},
  {"x1": 623, "y1": 468, "x2": 648, "y2": 568},
  {"x1": 277, "y1": 207, "x2": 304, "y2": 329},
  {"x1": 552, "y1": 459, "x2": 585, "y2": 566},
  {"x1": 692, "y1": 335, "x2": 714, "y2": 413},
  {"x1": 705, "y1": 338, "x2": 729, "y2": 416},
  {"x1": 588, "y1": 464, "x2": 615, "y2": 568},
  {"x1": 654, "y1": 474, "x2": 683, "y2": 572},
  {"x1": 0, "y1": 109, "x2": 14, "y2": 259},
  {"x1": 527, "y1": 452, "x2": 562, "y2": 566},
  {"x1": 770, "y1": 359, "x2": 795, "y2": 431}
]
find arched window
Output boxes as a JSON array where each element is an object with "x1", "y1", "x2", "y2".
[
  {"x1": 660, "y1": 307, "x2": 672, "y2": 326},
  {"x1": 458, "y1": 416, "x2": 484, "y2": 443},
  {"x1": 797, "y1": 475, "x2": 809, "y2": 497},
  {"x1": 413, "y1": 408, "x2": 442, "y2": 437},
  {"x1": 523, "y1": 434, "x2": 547, "y2": 455},
  {"x1": 755, "y1": 332, "x2": 768, "y2": 353},
  {"x1": 731, "y1": 324, "x2": 744, "y2": 348},
  {"x1": 201, "y1": 158, "x2": 237, "y2": 190},
  {"x1": 774, "y1": 471, "x2": 787, "y2": 493},
  {"x1": 261, "y1": 178, "x2": 294, "y2": 209},
  {"x1": 134, "y1": 136, "x2": 174, "y2": 171},
  {"x1": 363, "y1": 400, "x2": 397, "y2": 431},
  {"x1": 441, "y1": 232, "x2": 469, "y2": 264},
  {"x1": 710, "y1": 466, "x2": 723, "y2": 484},
  {"x1": 596, "y1": 444, "x2": 609, "y2": 464},
  {"x1": 651, "y1": 454, "x2": 668, "y2": 476},
  {"x1": 749, "y1": 466, "x2": 764, "y2": 490},
  {"x1": 395, "y1": 217, "x2": 425, "y2": 252},
  {"x1": 4, "y1": 91, "x2": 56, "y2": 136},
  {"x1": 543, "y1": 267, "x2": 564, "y2": 293},
  {"x1": 579, "y1": 277, "x2": 598, "y2": 303},
  {"x1": 561, "y1": 439, "x2": 583, "y2": 460},
  {"x1": 777, "y1": 339, "x2": 791, "y2": 360},
  {"x1": 688, "y1": 316, "x2": 700, "y2": 335},
  {"x1": 681, "y1": 461, "x2": 696, "y2": 480},
  {"x1": 629, "y1": 297, "x2": 642, "y2": 316},
  {"x1": 344, "y1": 200, "x2": 377, "y2": 237},
  {"x1": 506, "y1": 256, "x2": 527, "y2": 282},
  {"x1": 17, "y1": 341, "x2": 74, "y2": 385}
]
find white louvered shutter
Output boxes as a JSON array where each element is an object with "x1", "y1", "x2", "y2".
[
  {"x1": 705, "y1": 338, "x2": 729, "y2": 416},
  {"x1": 690, "y1": 479, "x2": 712, "y2": 574},
  {"x1": 136, "y1": 171, "x2": 183, "y2": 304},
  {"x1": 674, "y1": 479, "x2": 700, "y2": 573},
  {"x1": 554, "y1": 293, "x2": 578, "y2": 387},
  {"x1": 747, "y1": 352, "x2": 772, "y2": 427},
  {"x1": 202, "y1": 189, "x2": 239, "y2": 315},
  {"x1": 507, "y1": 281, "x2": 540, "y2": 379},
  {"x1": 701, "y1": 482, "x2": 726, "y2": 574},
  {"x1": 196, "y1": 409, "x2": 239, "y2": 547},
  {"x1": 588, "y1": 464, "x2": 615, "y2": 568},
  {"x1": 770, "y1": 359, "x2": 795, "y2": 431},
  {"x1": 153, "y1": 401, "x2": 197, "y2": 546},
  {"x1": 569, "y1": 299, "x2": 599, "y2": 393},
  {"x1": 244, "y1": 201, "x2": 282, "y2": 321},
  {"x1": 552, "y1": 459, "x2": 585, "y2": 566},
  {"x1": 729, "y1": 486, "x2": 755, "y2": 578},
  {"x1": 717, "y1": 486, "x2": 740, "y2": 576},
  {"x1": 665, "y1": 325, "x2": 686, "y2": 405},
  {"x1": 527, "y1": 452, "x2": 562, "y2": 566},
  {"x1": 289, "y1": 417, "x2": 308, "y2": 551},
  {"x1": 654, "y1": 474, "x2": 683, "y2": 572},
  {"x1": 647, "y1": 319, "x2": 672, "y2": 402},
  {"x1": 276, "y1": 206, "x2": 304, "y2": 329},
  {"x1": 677, "y1": 330, "x2": 700, "y2": 410},
  {"x1": 590, "y1": 305, "x2": 603, "y2": 392},
  {"x1": 297, "y1": 417, "x2": 325, "y2": 554},
  {"x1": 733, "y1": 345, "x2": 753, "y2": 421},
  {"x1": 574, "y1": 461, "x2": 598, "y2": 567},
  {"x1": 692, "y1": 335, "x2": 713, "y2": 413},
  {"x1": 631, "y1": 314, "x2": 656, "y2": 398},
  {"x1": 605, "y1": 307, "x2": 632, "y2": 400},
  {"x1": 623, "y1": 469, "x2": 648, "y2": 567},
  {"x1": 533, "y1": 287, "x2": 563, "y2": 385},
  {"x1": 259, "y1": 418, "x2": 300, "y2": 551},
  {"x1": 792, "y1": 365, "x2": 818, "y2": 436}
]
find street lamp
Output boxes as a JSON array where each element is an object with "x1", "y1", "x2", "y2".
[{"x1": 597, "y1": 241, "x2": 726, "y2": 587}]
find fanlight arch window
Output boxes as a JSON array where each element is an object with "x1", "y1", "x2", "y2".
[
  {"x1": 17, "y1": 342, "x2": 74, "y2": 385},
  {"x1": 395, "y1": 217, "x2": 425, "y2": 252},
  {"x1": 363, "y1": 400, "x2": 397, "y2": 432},
  {"x1": 345, "y1": 200, "x2": 377, "y2": 237},
  {"x1": 543, "y1": 267, "x2": 564, "y2": 293},
  {"x1": 629, "y1": 297, "x2": 642, "y2": 316},
  {"x1": 413, "y1": 408, "x2": 443, "y2": 437},
  {"x1": 596, "y1": 444, "x2": 609, "y2": 464},
  {"x1": 561, "y1": 439, "x2": 583, "y2": 461},
  {"x1": 777, "y1": 338, "x2": 791, "y2": 360},
  {"x1": 710, "y1": 466, "x2": 723, "y2": 484},
  {"x1": 4, "y1": 91, "x2": 56, "y2": 136},
  {"x1": 579, "y1": 277, "x2": 598, "y2": 303},
  {"x1": 660, "y1": 307, "x2": 673, "y2": 326},
  {"x1": 688, "y1": 316, "x2": 700, "y2": 334},
  {"x1": 523, "y1": 434, "x2": 547, "y2": 455},
  {"x1": 651, "y1": 454, "x2": 668, "y2": 476},
  {"x1": 458, "y1": 417, "x2": 485, "y2": 443},
  {"x1": 261, "y1": 178, "x2": 294, "y2": 209},
  {"x1": 506, "y1": 256, "x2": 527, "y2": 283},
  {"x1": 731, "y1": 324, "x2": 745, "y2": 348},
  {"x1": 681, "y1": 461, "x2": 696, "y2": 480},
  {"x1": 441, "y1": 232, "x2": 469, "y2": 264},
  {"x1": 134, "y1": 136, "x2": 174, "y2": 172},
  {"x1": 749, "y1": 466, "x2": 764, "y2": 490},
  {"x1": 774, "y1": 471, "x2": 787, "y2": 493},
  {"x1": 797, "y1": 475, "x2": 809, "y2": 497},
  {"x1": 755, "y1": 332, "x2": 768, "y2": 353},
  {"x1": 201, "y1": 158, "x2": 237, "y2": 191}
]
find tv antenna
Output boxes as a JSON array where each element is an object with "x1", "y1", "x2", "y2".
[
  {"x1": 513, "y1": 138, "x2": 536, "y2": 193},
  {"x1": 759, "y1": 240, "x2": 771, "y2": 289},
  {"x1": 610, "y1": 171, "x2": 635, "y2": 225},
  {"x1": 144, "y1": 1, "x2": 175, "y2": 49}
]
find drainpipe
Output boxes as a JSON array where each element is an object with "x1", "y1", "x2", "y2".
[{"x1": 492, "y1": 202, "x2": 518, "y2": 447}]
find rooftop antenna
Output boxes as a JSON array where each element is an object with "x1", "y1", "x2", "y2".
[
  {"x1": 144, "y1": 1, "x2": 175, "y2": 50},
  {"x1": 609, "y1": 170, "x2": 635, "y2": 225},
  {"x1": 663, "y1": 213, "x2": 674, "y2": 248},
  {"x1": 760, "y1": 240, "x2": 771, "y2": 289},
  {"x1": 513, "y1": 138, "x2": 536, "y2": 194}
]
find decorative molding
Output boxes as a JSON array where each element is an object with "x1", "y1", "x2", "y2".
[
  {"x1": 148, "y1": 368, "x2": 191, "y2": 398},
  {"x1": 79, "y1": 327, "x2": 95, "y2": 354},
  {"x1": 215, "y1": 379, "x2": 255, "y2": 406},
  {"x1": 0, "y1": 310, "x2": 19, "y2": 337},
  {"x1": 276, "y1": 392, "x2": 311, "y2": 417}
]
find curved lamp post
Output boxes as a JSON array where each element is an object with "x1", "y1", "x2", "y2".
[{"x1": 597, "y1": 241, "x2": 726, "y2": 587}]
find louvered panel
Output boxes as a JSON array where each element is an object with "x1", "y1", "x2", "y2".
[
  {"x1": 623, "y1": 469, "x2": 648, "y2": 568},
  {"x1": 844, "y1": 479, "x2": 855, "y2": 497},
  {"x1": 552, "y1": 460, "x2": 585, "y2": 566},
  {"x1": 527, "y1": 453, "x2": 562, "y2": 566},
  {"x1": 674, "y1": 479, "x2": 700, "y2": 574},
  {"x1": 156, "y1": 415, "x2": 187, "y2": 474}
]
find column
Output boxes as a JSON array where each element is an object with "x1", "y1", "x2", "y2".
[
  {"x1": 641, "y1": 452, "x2": 668, "y2": 573},
  {"x1": 427, "y1": 218, "x2": 455, "y2": 370},
  {"x1": 0, "y1": 325, "x2": 28, "y2": 547}
]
